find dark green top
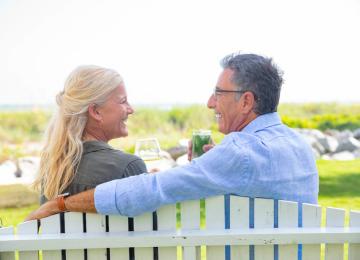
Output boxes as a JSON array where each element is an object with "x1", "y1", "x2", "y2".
[{"x1": 40, "y1": 141, "x2": 147, "y2": 204}]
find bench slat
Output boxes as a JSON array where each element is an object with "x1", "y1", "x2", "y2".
[
  {"x1": 86, "y1": 213, "x2": 107, "y2": 260},
  {"x1": 302, "y1": 203, "x2": 321, "y2": 260},
  {"x1": 206, "y1": 196, "x2": 225, "y2": 260},
  {"x1": 108, "y1": 214, "x2": 130, "y2": 260},
  {"x1": 157, "y1": 204, "x2": 177, "y2": 260},
  {"x1": 41, "y1": 214, "x2": 62, "y2": 260},
  {"x1": 134, "y1": 212, "x2": 153, "y2": 260},
  {"x1": 254, "y1": 198, "x2": 274, "y2": 260},
  {"x1": 325, "y1": 207, "x2": 345, "y2": 260},
  {"x1": 181, "y1": 200, "x2": 201, "y2": 260},
  {"x1": 230, "y1": 196, "x2": 250, "y2": 260},
  {"x1": 64, "y1": 212, "x2": 84, "y2": 260},
  {"x1": 278, "y1": 200, "x2": 298, "y2": 260},
  {"x1": 17, "y1": 220, "x2": 38, "y2": 260},
  {"x1": 349, "y1": 210, "x2": 360, "y2": 260},
  {"x1": 0, "y1": 226, "x2": 15, "y2": 260}
]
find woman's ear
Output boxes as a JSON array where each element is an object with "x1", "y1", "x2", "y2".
[{"x1": 88, "y1": 104, "x2": 102, "y2": 122}]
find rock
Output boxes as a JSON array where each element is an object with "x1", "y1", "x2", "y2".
[
  {"x1": 336, "y1": 137, "x2": 360, "y2": 153},
  {"x1": 14, "y1": 159, "x2": 22, "y2": 178},
  {"x1": 311, "y1": 148, "x2": 321, "y2": 159},
  {"x1": 330, "y1": 151, "x2": 356, "y2": 160},
  {"x1": 336, "y1": 130, "x2": 354, "y2": 141},
  {"x1": 318, "y1": 135, "x2": 339, "y2": 153},
  {"x1": 353, "y1": 149, "x2": 360, "y2": 158},
  {"x1": 0, "y1": 160, "x2": 17, "y2": 185},
  {"x1": 176, "y1": 154, "x2": 190, "y2": 166},
  {"x1": 321, "y1": 154, "x2": 332, "y2": 160},
  {"x1": 324, "y1": 129, "x2": 340, "y2": 137},
  {"x1": 353, "y1": 128, "x2": 360, "y2": 140},
  {"x1": 308, "y1": 129, "x2": 326, "y2": 139},
  {"x1": 166, "y1": 146, "x2": 188, "y2": 160}
]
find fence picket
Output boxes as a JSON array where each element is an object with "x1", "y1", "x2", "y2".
[
  {"x1": 86, "y1": 213, "x2": 107, "y2": 260},
  {"x1": 41, "y1": 214, "x2": 62, "y2": 260},
  {"x1": 181, "y1": 200, "x2": 201, "y2": 260},
  {"x1": 0, "y1": 226, "x2": 14, "y2": 260},
  {"x1": 206, "y1": 196, "x2": 225, "y2": 260},
  {"x1": 157, "y1": 204, "x2": 177, "y2": 260},
  {"x1": 64, "y1": 212, "x2": 84, "y2": 260},
  {"x1": 230, "y1": 196, "x2": 249, "y2": 260},
  {"x1": 108, "y1": 214, "x2": 130, "y2": 260},
  {"x1": 278, "y1": 200, "x2": 298, "y2": 260},
  {"x1": 17, "y1": 220, "x2": 38, "y2": 260},
  {"x1": 254, "y1": 198, "x2": 274, "y2": 260},
  {"x1": 325, "y1": 207, "x2": 345, "y2": 260},
  {"x1": 349, "y1": 210, "x2": 360, "y2": 260},
  {"x1": 302, "y1": 203, "x2": 322, "y2": 260},
  {"x1": 133, "y1": 212, "x2": 153, "y2": 260}
]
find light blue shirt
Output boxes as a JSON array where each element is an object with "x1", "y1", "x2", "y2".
[{"x1": 95, "y1": 112, "x2": 318, "y2": 216}]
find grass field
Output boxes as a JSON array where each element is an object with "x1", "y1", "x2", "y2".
[{"x1": 0, "y1": 159, "x2": 359, "y2": 228}]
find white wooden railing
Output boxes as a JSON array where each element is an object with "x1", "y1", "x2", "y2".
[{"x1": 1, "y1": 195, "x2": 360, "y2": 260}]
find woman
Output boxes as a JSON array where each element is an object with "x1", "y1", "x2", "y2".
[{"x1": 33, "y1": 65, "x2": 147, "y2": 203}]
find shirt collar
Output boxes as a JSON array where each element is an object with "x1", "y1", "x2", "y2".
[
  {"x1": 241, "y1": 112, "x2": 282, "y2": 134},
  {"x1": 83, "y1": 141, "x2": 114, "y2": 154}
]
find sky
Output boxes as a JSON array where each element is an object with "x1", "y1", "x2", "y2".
[{"x1": 0, "y1": 0, "x2": 359, "y2": 106}]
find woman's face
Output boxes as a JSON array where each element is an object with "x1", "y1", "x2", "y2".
[{"x1": 97, "y1": 83, "x2": 134, "y2": 140}]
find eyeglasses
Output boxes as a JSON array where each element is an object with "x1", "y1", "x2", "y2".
[
  {"x1": 213, "y1": 87, "x2": 246, "y2": 100},
  {"x1": 212, "y1": 87, "x2": 258, "y2": 101}
]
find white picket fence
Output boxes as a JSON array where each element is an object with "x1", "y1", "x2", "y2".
[{"x1": 1, "y1": 195, "x2": 360, "y2": 260}]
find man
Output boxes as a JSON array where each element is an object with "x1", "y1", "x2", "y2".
[{"x1": 26, "y1": 53, "x2": 318, "y2": 220}]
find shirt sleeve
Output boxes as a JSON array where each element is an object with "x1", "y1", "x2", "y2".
[{"x1": 95, "y1": 136, "x2": 250, "y2": 216}]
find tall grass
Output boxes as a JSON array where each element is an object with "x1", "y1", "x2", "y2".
[{"x1": 0, "y1": 103, "x2": 359, "y2": 160}]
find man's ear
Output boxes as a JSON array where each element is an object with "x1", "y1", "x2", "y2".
[
  {"x1": 88, "y1": 104, "x2": 102, "y2": 122},
  {"x1": 241, "y1": 92, "x2": 256, "y2": 114}
]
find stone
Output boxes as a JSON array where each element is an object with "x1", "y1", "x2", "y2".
[
  {"x1": 331, "y1": 151, "x2": 356, "y2": 160},
  {"x1": 353, "y1": 128, "x2": 360, "y2": 140},
  {"x1": 176, "y1": 154, "x2": 190, "y2": 166},
  {"x1": 353, "y1": 149, "x2": 360, "y2": 158},
  {"x1": 336, "y1": 137, "x2": 360, "y2": 153},
  {"x1": 318, "y1": 135, "x2": 339, "y2": 153},
  {"x1": 166, "y1": 146, "x2": 188, "y2": 160}
]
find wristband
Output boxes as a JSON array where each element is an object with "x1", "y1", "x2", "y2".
[{"x1": 56, "y1": 192, "x2": 70, "y2": 212}]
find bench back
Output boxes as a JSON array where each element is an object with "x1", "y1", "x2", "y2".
[{"x1": 1, "y1": 195, "x2": 360, "y2": 260}]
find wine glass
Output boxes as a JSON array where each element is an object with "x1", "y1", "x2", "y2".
[{"x1": 135, "y1": 138, "x2": 161, "y2": 163}]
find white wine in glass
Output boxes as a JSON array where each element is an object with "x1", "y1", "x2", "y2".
[{"x1": 135, "y1": 138, "x2": 161, "y2": 162}]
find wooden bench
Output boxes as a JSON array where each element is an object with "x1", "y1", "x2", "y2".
[{"x1": 1, "y1": 195, "x2": 360, "y2": 260}]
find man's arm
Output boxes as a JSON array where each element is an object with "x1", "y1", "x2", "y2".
[{"x1": 25, "y1": 189, "x2": 96, "y2": 221}]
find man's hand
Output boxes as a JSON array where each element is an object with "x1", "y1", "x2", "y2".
[
  {"x1": 187, "y1": 140, "x2": 215, "y2": 161},
  {"x1": 24, "y1": 189, "x2": 97, "y2": 222},
  {"x1": 25, "y1": 200, "x2": 60, "y2": 221}
]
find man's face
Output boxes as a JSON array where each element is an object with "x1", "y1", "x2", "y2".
[{"x1": 207, "y1": 68, "x2": 247, "y2": 134}]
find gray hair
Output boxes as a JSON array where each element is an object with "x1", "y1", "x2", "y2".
[{"x1": 221, "y1": 53, "x2": 283, "y2": 115}]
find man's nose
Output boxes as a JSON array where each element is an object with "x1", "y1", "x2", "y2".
[{"x1": 207, "y1": 94, "x2": 216, "y2": 109}]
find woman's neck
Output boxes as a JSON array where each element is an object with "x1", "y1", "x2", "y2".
[{"x1": 82, "y1": 129, "x2": 108, "y2": 143}]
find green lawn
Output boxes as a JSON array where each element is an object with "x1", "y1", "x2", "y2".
[{"x1": 0, "y1": 159, "x2": 359, "y2": 228}]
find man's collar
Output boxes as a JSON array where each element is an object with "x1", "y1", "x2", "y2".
[{"x1": 241, "y1": 112, "x2": 282, "y2": 134}]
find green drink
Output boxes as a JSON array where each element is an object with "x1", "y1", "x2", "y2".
[{"x1": 191, "y1": 130, "x2": 211, "y2": 159}]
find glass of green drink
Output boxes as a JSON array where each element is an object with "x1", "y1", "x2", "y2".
[{"x1": 191, "y1": 130, "x2": 211, "y2": 160}]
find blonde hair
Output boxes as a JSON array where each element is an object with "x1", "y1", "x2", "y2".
[{"x1": 33, "y1": 65, "x2": 123, "y2": 200}]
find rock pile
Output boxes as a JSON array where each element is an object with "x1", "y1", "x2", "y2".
[{"x1": 295, "y1": 128, "x2": 360, "y2": 160}]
